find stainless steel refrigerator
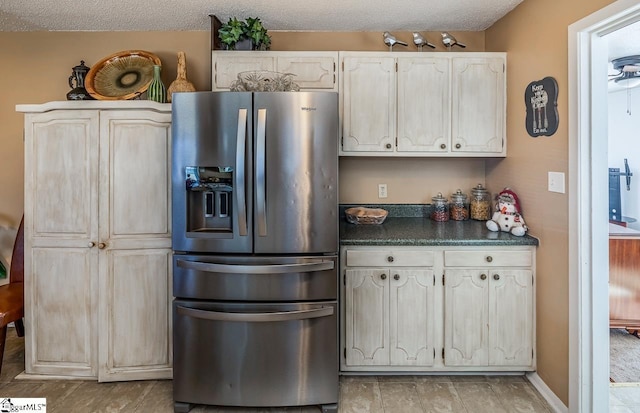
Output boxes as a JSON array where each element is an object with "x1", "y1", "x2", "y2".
[{"x1": 171, "y1": 91, "x2": 339, "y2": 413}]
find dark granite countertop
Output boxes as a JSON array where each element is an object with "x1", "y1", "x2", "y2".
[{"x1": 340, "y1": 204, "x2": 539, "y2": 247}]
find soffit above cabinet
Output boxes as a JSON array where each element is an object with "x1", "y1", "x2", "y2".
[{"x1": 0, "y1": 0, "x2": 523, "y2": 31}]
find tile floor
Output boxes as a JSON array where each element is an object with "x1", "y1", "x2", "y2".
[{"x1": 0, "y1": 327, "x2": 555, "y2": 412}]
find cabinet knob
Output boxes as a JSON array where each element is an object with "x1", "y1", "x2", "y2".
[
  {"x1": 455, "y1": 143, "x2": 461, "y2": 149},
  {"x1": 88, "y1": 242, "x2": 95, "y2": 248},
  {"x1": 480, "y1": 273, "x2": 487, "y2": 280},
  {"x1": 387, "y1": 256, "x2": 394, "y2": 263},
  {"x1": 486, "y1": 256, "x2": 493, "y2": 263},
  {"x1": 394, "y1": 274, "x2": 400, "y2": 280},
  {"x1": 493, "y1": 274, "x2": 500, "y2": 280},
  {"x1": 98, "y1": 242, "x2": 106, "y2": 249},
  {"x1": 381, "y1": 274, "x2": 387, "y2": 280},
  {"x1": 385, "y1": 143, "x2": 392, "y2": 149},
  {"x1": 440, "y1": 143, "x2": 446, "y2": 149}
]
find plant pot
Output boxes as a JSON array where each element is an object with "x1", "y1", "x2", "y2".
[{"x1": 235, "y1": 38, "x2": 254, "y2": 50}]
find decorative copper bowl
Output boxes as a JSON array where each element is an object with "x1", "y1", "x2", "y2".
[{"x1": 85, "y1": 50, "x2": 161, "y2": 100}]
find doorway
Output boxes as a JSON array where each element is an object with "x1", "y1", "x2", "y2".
[{"x1": 569, "y1": 1, "x2": 640, "y2": 412}]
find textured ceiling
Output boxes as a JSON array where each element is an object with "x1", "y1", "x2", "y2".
[{"x1": 0, "y1": 0, "x2": 524, "y2": 32}]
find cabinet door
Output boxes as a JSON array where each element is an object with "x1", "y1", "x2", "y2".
[
  {"x1": 98, "y1": 110, "x2": 173, "y2": 381},
  {"x1": 276, "y1": 53, "x2": 337, "y2": 90},
  {"x1": 212, "y1": 52, "x2": 275, "y2": 90},
  {"x1": 24, "y1": 111, "x2": 99, "y2": 247},
  {"x1": 341, "y1": 56, "x2": 396, "y2": 153},
  {"x1": 27, "y1": 247, "x2": 98, "y2": 377},
  {"x1": 451, "y1": 57, "x2": 505, "y2": 154},
  {"x1": 99, "y1": 110, "x2": 172, "y2": 250},
  {"x1": 488, "y1": 269, "x2": 534, "y2": 367},
  {"x1": 24, "y1": 110, "x2": 100, "y2": 377},
  {"x1": 444, "y1": 269, "x2": 489, "y2": 366},
  {"x1": 389, "y1": 269, "x2": 435, "y2": 366},
  {"x1": 99, "y1": 249, "x2": 172, "y2": 381},
  {"x1": 345, "y1": 268, "x2": 389, "y2": 366},
  {"x1": 397, "y1": 57, "x2": 450, "y2": 153}
]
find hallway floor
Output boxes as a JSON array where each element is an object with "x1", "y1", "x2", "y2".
[{"x1": 0, "y1": 327, "x2": 555, "y2": 412}]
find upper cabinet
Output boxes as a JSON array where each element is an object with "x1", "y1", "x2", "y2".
[
  {"x1": 212, "y1": 51, "x2": 338, "y2": 91},
  {"x1": 339, "y1": 52, "x2": 506, "y2": 157}
]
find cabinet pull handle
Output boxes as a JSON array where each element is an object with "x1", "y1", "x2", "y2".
[
  {"x1": 98, "y1": 242, "x2": 106, "y2": 249},
  {"x1": 480, "y1": 273, "x2": 487, "y2": 280},
  {"x1": 385, "y1": 143, "x2": 392, "y2": 149},
  {"x1": 88, "y1": 242, "x2": 95, "y2": 248},
  {"x1": 394, "y1": 274, "x2": 400, "y2": 280},
  {"x1": 440, "y1": 143, "x2": 446, "y2": 149},
  {"x1": 455, "y1": 143, "x2": 462, "y2": 149},
  {"x1": 387, "y1": 256, "x2": 394, "y2": 263},
  {"x1": 381, "y1": 274, "x2": 387, "y2": 280},
  {"x1": 486, "y1": 256, "x2": 493, "y2": 263},
  {"x1": 493, "y1": 274, "x2": 500, "y2": 280}
]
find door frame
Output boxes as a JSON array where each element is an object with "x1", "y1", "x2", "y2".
[{"x1": 568, "y1": 1, "x2": 640, "y2": 411}]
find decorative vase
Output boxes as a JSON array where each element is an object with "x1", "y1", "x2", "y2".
[
  {"x1": 167, "y1": 51, "x2": 196, "y2": 103},
  {"x1": 147, "y1": 65, "x2": 167, "y2": 103},
  {"x1": 67, "y1": 60, "x2": 95, "y2": 100}
]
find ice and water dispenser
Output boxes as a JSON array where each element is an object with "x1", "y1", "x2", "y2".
[{"x1": 185, "y1": 166, "x2": 233, "y2": 233}]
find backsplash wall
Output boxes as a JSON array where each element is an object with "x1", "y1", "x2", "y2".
[{"x1": 339, "y1": 157, "x2": 486, "y2": 204}]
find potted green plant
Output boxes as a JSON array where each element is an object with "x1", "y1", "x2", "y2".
[{"x1": 218, "y1": 17, "x2": 271, "y2": 51}]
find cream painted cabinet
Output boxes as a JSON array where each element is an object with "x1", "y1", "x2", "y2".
[
  {"x1": 340, "y1": 245, "x2": 535, "y2": 372},
  {"x1": 20, "y1": 102, "x2": 173, "y2": 381},
  {"x1": 212, "y1": 51, "x2": 338, "y2": 91},
  {"x1": 451, "y1": 57, "x2": 506, "y2": 153},
  {"x1": 342, "y1": 248, "x2": 436, "y2": 371},
  {"x1": 443, "y1": 250, "x2": 534, "y2": 369},
  {"x1": 339, "y1": 52, "x2": 506, "y2": 157}
]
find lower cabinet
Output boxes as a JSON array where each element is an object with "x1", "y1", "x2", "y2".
[
  {"x1": 344, "y1": 267, "x2": 435, "y2": 368},
  {"x1": 341, "y1": 246, "x2": 536, "y2": 372}
]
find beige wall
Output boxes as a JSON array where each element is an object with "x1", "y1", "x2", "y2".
[
  {"x1": 485, "y1": 0, "x2": 614, "y2": 405},
  {"x1": 0, "y1": 30, "x2": 485, "y2": 226}
]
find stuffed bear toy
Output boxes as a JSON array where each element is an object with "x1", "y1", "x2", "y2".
[{"x1": 486, "y1": 188, "x2": 528, "y2": 236}]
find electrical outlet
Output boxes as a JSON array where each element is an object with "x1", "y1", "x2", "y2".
[
  {"x1": 548, "y1": 171, "x2": 565, "y2": 193},
  {"x1": 378, "y1": 184, "x2": 388, "y2": 199}
]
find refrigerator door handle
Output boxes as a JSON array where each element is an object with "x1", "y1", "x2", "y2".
[
  {"x1": 177, "y1": 305, "x2": 334, "y2": 322},
  {"x1": 236, "y1": 108, "x2": 248, "y2": 236},
  {"x1": 176, "y1": 259, "x2": 334, "y2": 274},
  {"x1": 256, "y1": 108, "x2": 267, "y2": 237}
]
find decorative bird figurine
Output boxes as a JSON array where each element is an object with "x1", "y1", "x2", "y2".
[
  {"x1": 441, "y1": 32, "x2": 466, "y2": 50},
  {"x1": 383, "y1": 32, "x2": 408, "y2": 52},
  {"x1": 412, "y1": 32, "x2": 436, "y2": 51}
]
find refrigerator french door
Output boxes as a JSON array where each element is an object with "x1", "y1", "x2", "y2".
[
  {"x1": 172, "y1": 91, "x2": 338, "y2": 254},
  {"x1": 171, "y1": 91, "x2": 339, "y2": 413}
]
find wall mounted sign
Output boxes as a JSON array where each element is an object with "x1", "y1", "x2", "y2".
[{"x1": 524, "y1": 76, "x2": 559, "y2": 137}]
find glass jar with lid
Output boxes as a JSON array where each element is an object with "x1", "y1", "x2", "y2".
[
  {"x1": 470, "y1": 183, "x2": 492, "y2": 220},
  {"x1": 450, "y1": 189, "x2": 469, "y2": 221},
  {"x1": 430, "y1": 192, "x2": 449, "y2": 222}
]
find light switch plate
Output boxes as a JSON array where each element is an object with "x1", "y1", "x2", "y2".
[{"x1": 548, "y1": 171, "x2": 565, "y2": 193}]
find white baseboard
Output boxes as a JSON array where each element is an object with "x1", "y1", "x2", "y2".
[{"x1": 526, "y1": 372, "x2": 568, "y2": 413}]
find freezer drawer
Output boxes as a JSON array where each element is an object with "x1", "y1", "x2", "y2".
[
  {"x1": 173, "y1": 254, "x2": 338, "y2": 301},
  {"x1": 173, "y1": 300, "x2": 338, "y2": 408}
]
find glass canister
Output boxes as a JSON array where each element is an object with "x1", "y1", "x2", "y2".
[
  {"x1": 470, "y1": 183, "x2": 492, "y2": 220},
  {"x1": 450, "y1": 189, "x2": 469, "y2": 221},
  {"x1": 430, "y1": 192, "x2": 449, "y2": 222}
]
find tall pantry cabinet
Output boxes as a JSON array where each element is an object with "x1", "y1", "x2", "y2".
[{"x1": 17, "y1": 101, "x2": 173, "y2": 382}]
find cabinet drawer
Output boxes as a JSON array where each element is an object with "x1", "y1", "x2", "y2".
[
  {"x1": 444, "y1": 250, "x2": 532, "y2": 267},
  {"x1": 346, "y1": 249, "x2": 434, "y2": 267}
]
